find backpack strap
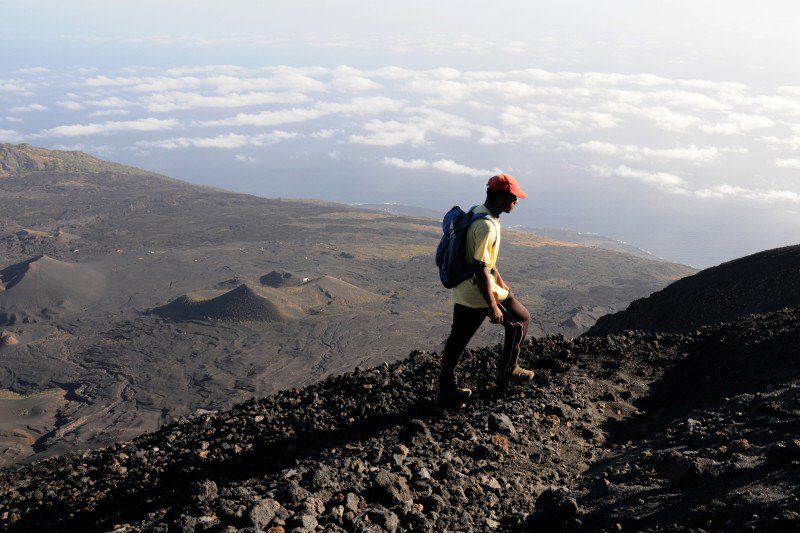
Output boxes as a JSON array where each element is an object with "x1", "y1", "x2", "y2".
[
  {"x1": 469, "y1": 209, "x2": 499, "y2": 245},
  {"x1": 465, "y1": 206, "x2": 499, "y2": 271}
]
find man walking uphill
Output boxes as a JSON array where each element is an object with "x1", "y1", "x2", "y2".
[{"x1": 437, "y1": 173, "x2": 535, "y2": 408}]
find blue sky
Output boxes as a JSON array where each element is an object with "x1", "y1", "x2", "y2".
[{"x1": 3, "y1": 1, "x2": 800, "y2": 267}]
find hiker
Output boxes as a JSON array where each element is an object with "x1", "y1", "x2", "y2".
[{"x1": 437, "y1": 173, "x2": 535, "y2": 407}]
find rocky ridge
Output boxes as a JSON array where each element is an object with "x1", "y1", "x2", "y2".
[
  {"x1": 586, "y1": 244, "x2": 800, "y2": 336},
  {"x1": 0, "y1": 143, "x2": 151, "y2": 177},
  {"x1": 2, "y1": 308, "x2": 799, "y2": 531}
]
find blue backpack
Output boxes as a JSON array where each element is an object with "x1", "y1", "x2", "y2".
[{"x1": 436, "y1": 206, "x2": 492, "y2": 288}]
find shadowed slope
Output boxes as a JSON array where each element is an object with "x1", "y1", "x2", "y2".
[{"x1": 586, "y1": 244, "x2": 800, "y2": 335}]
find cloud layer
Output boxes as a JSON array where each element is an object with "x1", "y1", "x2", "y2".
[{"x1": 3, "y1": 63, "x2": 800, "y2": 192}]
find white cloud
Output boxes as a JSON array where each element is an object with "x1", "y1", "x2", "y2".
[
  {"x1": 82, "y1": 75, "x2": 203, "y2": 92},
  {"x1": 694, "y1": 184, "x2": 800, "y2": 203},
  {"x1": 332, "y1": 74, "x2": 382, "y2": 92},
  {"x1": 89, "y1": 109, "x2": 131, "y2": 117},
  {"x1": 50, "y1": 143, "x2": 113, "y2": 154},
  {"x1": 204, "y1": 74, "x2": 327, "y2": 94},
  {"x1": 202, "y1": 96, "x2": 403, "y2": 127},
  {"x1": 19, "y1": 66, "x2": 50, "y2": 74},
  {"x1": 498, "y1": 104, "x2": 616, "y2": 139},
  {"x1": 754, "y1": 95, "x2": 800, "y2": 116},
  {"x1": 590, "y1": 164, "x2": 800, "y2": 204},
  {"x1": 135, "y1": 130, "x2": 298, "y2": 150},
  {"x1": 131, "y1": 77, "x2": 204, "y2": 93},
  {"x1": 4, "y1": 116, "x2": 23, "y2": 123},
  {"x1": 86, "y1": 96, "x2": 133, "y2": 108},
  {"x1": 381, "y1": 156, "x2": 430, "y2": 169},
  {"x1": 761, "y1": 126, "x2": 800, "y2": 151},
  {"x1": 166, "y1": 65, "x2": 250, "y2": 76},
  {"x1": 404, "y1": 79, "x2": 471, "y2": 105},
  {"x1": 577, "y1": 141, "x2": 728, "y2": 163},
  {"x1": 310, "y1": 129, "x2": 338, "y2": 139},
  {"x1": 56, "y1": 100, "x2": 84, "y2": 110},
  {"x1": 590, "y1": 164, "x2": 688, "y2": 193},
  {"x1": 622, "y1": 105, "x2": 700, "y2": 132},
  {"x1": 381, "y1": 156, "x2": 498, "y2": 177},
  {"x1": 234, "y1": 154, "x2": 259, "y2": 163},
  {"x1": 201, "y1": 107, "x2": 326, "y2": 127},
  {"x1": 349, "y1": 108, "x2": 479, "y2": 146},
  {"x1": 775, "y1": 158, "x2": 800, "y2": 169},
  {"x1": 350, "y1": 120, "x2": 428, "y2": 146},
  {"x1": 0, "y1": 80, "x2": 31, "y2": 93},
  {"x1": 0, "y1": 129, "x2": 22, "y2": 142},
  {"x1": 143, "y1": 91, "x2": 309, "y2": 112},
  {"x1": 432, "y1": 159, "x2": 498, "y2": 177},
  {"x1": 699, "y1": 113, "x2": 774, "y2": 135},
  {"x1": 84, "y1": 75, "x2": 144, "y2": 87},
  {"x1": 10, "y1": 103, "x2": 47, "y2": 113},
  {"x1": 41, "y1": 118, "x2": 178, "y2": 137},
  {"x1": 318, "y1": 96, "x2": 405, "y2": 115}
]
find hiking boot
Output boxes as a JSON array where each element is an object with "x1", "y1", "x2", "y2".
[
  {"x1": 435, "y1": 385, "x2": 473, "y2": 409},
  {"x1": 497, "y1": 365, "x2": 535, "y2": 387}
]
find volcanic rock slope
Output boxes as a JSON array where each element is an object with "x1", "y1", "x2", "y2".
[
  {"x1": 2, "y1": 307, "x2": 799, "y2": 532},
  {"x1": 0, "y1": 143, "x2": 694, "y2": 466},
  {"x1": 586, "y1": 244, "x2": 800, "y2": 335}
]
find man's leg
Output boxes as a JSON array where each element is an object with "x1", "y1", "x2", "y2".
[
  {"x1": 438, "y1": 304, "x2": 486, "y2": 397},
  {"x1": 497, "y1": 295, "x2": 535, "y2": 384}
]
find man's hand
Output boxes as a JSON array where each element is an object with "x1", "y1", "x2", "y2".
[{"x1": 489, "y1": 304, "x2": 503, "y2": 324}]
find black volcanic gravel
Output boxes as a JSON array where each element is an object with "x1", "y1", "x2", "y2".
[{"x1": 2, "y1": 309, "x2": 800, "y2": 532}]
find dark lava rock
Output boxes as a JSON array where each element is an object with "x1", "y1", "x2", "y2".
[
  {"x1": 303, "y1": 464, "x2": 335, "y2": 490},
  {"x1": 301, "y1": 496, "x2": 325, "y2": 517},
  {"x1": 287, "y1": 512, "x2": 318, "y2": 531},
  {"x1": 370, "y1": 469, "x2": 413, "y2": 506},
  {"x1": 365, "y1": 505, "x2": 400, "y2": 532},
  {"x1": 281, "y1": 482, "x2": 311, "y2": 505},
  {"x1": 188, "y1": 479, "x2": 218, "y2": 503},
  {"x1": 437, "y1": 462, "x2": 460, "y2": 480},
  {"x1": 400, "y1": 419, "x2": 433, "y2": 446},
  {"x1": 488, "y1": 412, "x2": 518, "y2": 438},
  {"x1": 402, "y1": 507, "x2": 431, "y2": 531},
  {"x1": 765, "y1": 439, "x2": 800, "y2": 465},
  {"x1": 666, "y1": 454, "x2": 718, "y2": 486},
  {"x1": 172, "y1": 515, "x2": 198, "y2": 533},
  {"x1": 526, "y1": 487, "x2": 580, "y2": 529},
  {"x1": 248, "y1": 498, "x2": 280, "y2": 530}
]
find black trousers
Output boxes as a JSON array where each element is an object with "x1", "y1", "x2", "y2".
[{"x1": 439, "y1": 295, "x2": 532, "y2": 388}]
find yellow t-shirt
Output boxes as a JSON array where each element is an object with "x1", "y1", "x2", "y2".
[{"x1": 452, "y1": 204, "x2": 510, "y2": 308}]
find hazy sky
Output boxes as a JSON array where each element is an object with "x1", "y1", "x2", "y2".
[{"x1": 3, "y1": 1, "x2": 800, "y2": 267}]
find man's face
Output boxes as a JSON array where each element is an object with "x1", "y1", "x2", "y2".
[{"x1": 499, "y1": 191, "x2": 518, "y2": 213}]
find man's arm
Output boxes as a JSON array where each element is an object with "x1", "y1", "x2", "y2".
[
  {"x1": 474, "y1": 263, "x2": 503, "y2": 324},
  {"x1": 492, "y1": 267, "x2": 509, "y2": 291}
]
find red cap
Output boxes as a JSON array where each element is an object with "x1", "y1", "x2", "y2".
[{"x1": 487, "y1": 173, "x2": 527, "y2": 199}]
